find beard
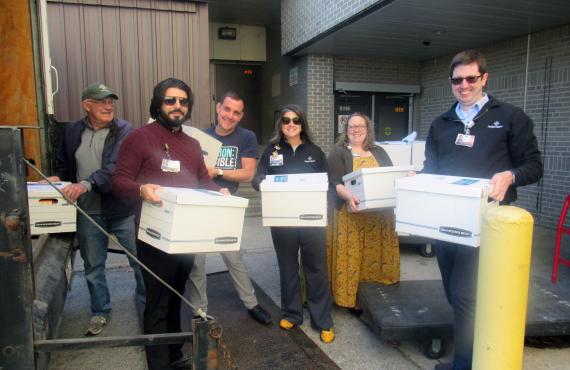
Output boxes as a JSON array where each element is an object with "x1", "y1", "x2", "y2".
[{"x1": 158, "y1": 108, "x2": 189, "y2": 128}]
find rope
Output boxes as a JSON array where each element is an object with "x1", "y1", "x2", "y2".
[{"x1": 23, "y1": 158, "x2": 209, "y2": 320}]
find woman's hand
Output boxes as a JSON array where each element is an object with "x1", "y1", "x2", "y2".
[
  {"x1": 219, "y1": 188, "x2": 231, "y2": 196},
  {"x1": 346, "y1": 194, "x2": 361, "y2": 213}
]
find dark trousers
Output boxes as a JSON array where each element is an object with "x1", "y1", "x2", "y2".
[
  {"x1": 270, "y1": 227, "x2": 333, "y2": 331},
  {"x1": 436, "y1": 241, "x2": 479, "y2": 370},
  {"x1": 137, "y1": 241, "x2": 195, "y2": 370}
]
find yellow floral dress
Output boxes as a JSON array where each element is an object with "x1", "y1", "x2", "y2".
[{"x1": 326, "y1": 155, "x2": 400, "y2": 308}]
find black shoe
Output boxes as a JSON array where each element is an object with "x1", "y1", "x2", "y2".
[
  {"x1": 347, "y1": 307, "x2": 363, "y2": 317},
  {"x1": 248, "y1": 305, "x2": 272, "y2": 325},
  {"x1": 434, "y1": 363, "x2": 453, "y2": 370},
  {"x1": 171, "y1": 354, "x2": 192, "y2": 369}
]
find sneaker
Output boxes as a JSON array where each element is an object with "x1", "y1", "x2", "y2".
[
  {"x1": 248, "y1": 305, "x2": 272, "y2": 325},
  {"x1": 320, "y1": 328, "x2": 335, "y2": 343},
  {"x1": 85, "y1": 315, "x2": 108, "y2": 336},
  {"x1": 279, "y1": 319, "x2": 295, "y2": 330}
]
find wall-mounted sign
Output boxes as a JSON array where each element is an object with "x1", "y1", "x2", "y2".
[
  {"x1": 289, "y1": 67, "x2": 298, "y2": 87},
  {"x1": 338, "y1": 115, "x2": 350, "y2": 133}
]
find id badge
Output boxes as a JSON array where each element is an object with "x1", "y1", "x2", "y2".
[
  {"x1": 455, "y1": 133, "x2": 475, "y2": 148},
  {"x1": 269, "y1": 154, "x2": 284, "y2": 167},
  {"x1": 161, "y1": 158, "x2": 181, "y2": 173}
]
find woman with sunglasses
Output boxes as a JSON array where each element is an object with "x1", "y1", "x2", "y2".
[
  {"x1": 252, "y1": 104, "x2": 335, "y2": 343},
  {"x1": 326, "y1": 112, "x2": 400, "y2": 313}
]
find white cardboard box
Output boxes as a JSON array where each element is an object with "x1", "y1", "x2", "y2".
[
  {"x1": 342, "y1": 165, "x2": 414, "y2": 211},
  {"x1": 182, "y1": 125, "x2": 223, "y2": 168},
  {"x1": 377, "y1": 141, "x2": 426, "y2": 171},
  {"x1": 138, "y1": 187, "x2": 249, "y2": 254},
  {"x1": 395, "y1": 174, "x2": 495, "y2": 247},
  {"x1": 27, "y1": 182, "x2": 76, "y2": 235},
  {"x1": 260, "y1": 173, "x2": 328, "y2": 227}
]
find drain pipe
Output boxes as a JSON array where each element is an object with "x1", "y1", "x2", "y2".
[{"x1": 523, "y1": 34, "x2": 531, "y2": 111}]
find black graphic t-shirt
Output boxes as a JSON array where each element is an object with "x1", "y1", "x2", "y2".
[{"x1": 205, "y1": 126, "x2": 258, "y2": 194}]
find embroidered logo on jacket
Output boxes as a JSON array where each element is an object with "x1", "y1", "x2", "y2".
[
  {"x1": 304, "y1": 156, "x2": 316, "y2": 163},
  {"x1": 487, "y1": 121, "x2": 503, "y2": 129}
]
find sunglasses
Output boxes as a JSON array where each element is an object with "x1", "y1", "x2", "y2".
[
  {"x1": 450, "y1": 75, "x2": 482, "y2": 85},
  {"x1": 163, "y1": 96, "x2": 190, "y2": 107},
  {"x1": 281, "y1": 116, "x2": 301, "y2": 125}
]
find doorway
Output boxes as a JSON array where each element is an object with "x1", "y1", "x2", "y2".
[
  {"x1": 334, "y1": 91, "x2": 410, "y2": 142},
  {"x1": 374, "y1": 93, "x2": 409, "y2": 141}
]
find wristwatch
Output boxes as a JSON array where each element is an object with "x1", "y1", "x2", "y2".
[{"x1": 217, "y1": 168, "x2": 224, "y2": 178}]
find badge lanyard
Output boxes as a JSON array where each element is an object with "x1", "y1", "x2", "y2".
[
  {"x1": 161, "y1": 143, "x2": 181, "y2": 172},
  {"x1": 455, "y1": 119, "x2": 476, "y2": 148}
]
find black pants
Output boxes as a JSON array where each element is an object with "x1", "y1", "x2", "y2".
[
  {"x1": 137, "y1": 241, "x2": 195, "y2": 370},
  {"x1": 270, "y1": 227, "x2": 333, "y2": 331},
  {"x1": 436, "y1": 241, "x2": 479, "y2": 370}
]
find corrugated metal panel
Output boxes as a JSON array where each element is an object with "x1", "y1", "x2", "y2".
[{"x1": 47, "y1": 0, "x2": 208, "y2": 127}]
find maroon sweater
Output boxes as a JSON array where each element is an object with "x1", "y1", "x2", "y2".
[{"x1": 112, "y1": 122, "x2": 220, "y2": 223}]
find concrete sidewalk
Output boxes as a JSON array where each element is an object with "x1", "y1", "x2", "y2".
[{"x1": 49, "y1": 217, "x2": 570, "y2": 369}]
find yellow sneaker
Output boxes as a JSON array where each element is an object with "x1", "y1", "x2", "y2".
[
  {"x1": 320, "y1": 328, "x2": 335, "y2": 343},
  {"x1": 279, "y1": 319, "x2": 295, "y2": 330}
]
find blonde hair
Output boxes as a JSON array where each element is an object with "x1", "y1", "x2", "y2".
[{"x1": 336, "y1": 112, "x2": 376, "y2": 150}]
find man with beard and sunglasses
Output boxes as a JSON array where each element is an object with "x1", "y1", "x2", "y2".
[
  {"x1": 112, "y1": 78, "x2": 229, "y2": 370},
  {"x1": 44, "y1": 83, "x2": 145, "y2": 337},
  {"x1": 424, "y1": 50, "x2": 542, "y2": 370}
]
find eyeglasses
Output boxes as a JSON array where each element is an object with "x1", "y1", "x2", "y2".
[
  {"x1": 347, "y1": 125, "x2": 366, "y2": 131},
  {"x1": 163, "y1": 96, "x2": 190, "y2": 107},
  {"x1": 281, "y1": 116, "x2": 301, "y2": 125},
  {"x1": 89, "y1": 98, "x2": 115, "y2": 106},
  {"x1": 450, "y1": 75, "x2": 482, "y2": 85}
]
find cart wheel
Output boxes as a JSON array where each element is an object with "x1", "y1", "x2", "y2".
[
  {"x1": 423, "y1": 338, "x2": 446, "y2": 359},
  {"x1": 419, "y1": 243, "x2": 436, "y2": 258}
]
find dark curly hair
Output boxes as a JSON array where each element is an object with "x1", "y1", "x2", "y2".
[{"x1": 149, "y1": 78, "x2": 194, "y2": 119}]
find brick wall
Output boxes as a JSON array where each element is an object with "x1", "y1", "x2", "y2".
[
  {"x1": 418, "y1": 24, "x2": 570, "y2": 228},
  {"x1": 281, "y1": 0, "x2": 381, "y2": 54},
  {"x1": 334, "y1": 56, "x2": 420, "y2": 84},
  {"x1": 307, "y1": 55, "x2": 335, "y2": 153}
]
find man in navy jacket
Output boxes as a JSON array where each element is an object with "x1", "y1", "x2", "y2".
[
  {"x1": 46, "y1": 83, "x2": 145, "y2": 336},
  {"x1": 424, "y1": 50, "x2": 542, "y2": 370}
]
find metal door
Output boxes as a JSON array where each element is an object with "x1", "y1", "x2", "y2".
[
  {"x1": 334, "y1": 92, "x2": 373, "y2": 141},
  {"x1": 374, "y1": 94, "x2": 409, "y2": 141},
  {"x1": 0, "y1": 128, "x2": 35, "y2": 369}
]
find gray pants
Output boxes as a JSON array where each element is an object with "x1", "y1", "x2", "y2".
[{"x1": 187, "y1": 251, "x2": 258, "y2": 314}]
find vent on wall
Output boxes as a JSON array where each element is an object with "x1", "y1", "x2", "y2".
[{"x1": 210, "y1": 23, "x2": 266, "y2": 62}]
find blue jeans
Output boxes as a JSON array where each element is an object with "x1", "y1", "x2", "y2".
[
  {"x1": 77, "y1": 213, "x2": 146, "y2": 317},
  {"x1": 436, "y1": 241, "x2": 479, "y2": 370}
]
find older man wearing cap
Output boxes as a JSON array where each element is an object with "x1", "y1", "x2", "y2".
[{"x1": 45, "y1": 83, "x2": 145, "y2": 336}]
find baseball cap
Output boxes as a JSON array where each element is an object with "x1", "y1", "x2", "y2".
[{"x1": 81, "y1": 83, "x2": 119, "y2": 100}]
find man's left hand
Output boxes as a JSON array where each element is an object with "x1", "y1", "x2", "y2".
[
  {"x1": 489, "y1": 170, "x2": 514, "y2": 202},
  {"x1": 61, "y1": 183, "x2": 88, "y2": 202},
  {"x1": 219, "y1": 188, "x2": 230, "y2": 196}
]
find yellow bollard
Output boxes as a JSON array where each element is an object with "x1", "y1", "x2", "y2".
[{"x1": 473, "y1": 206, "x2": 534, "y2": 370}]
